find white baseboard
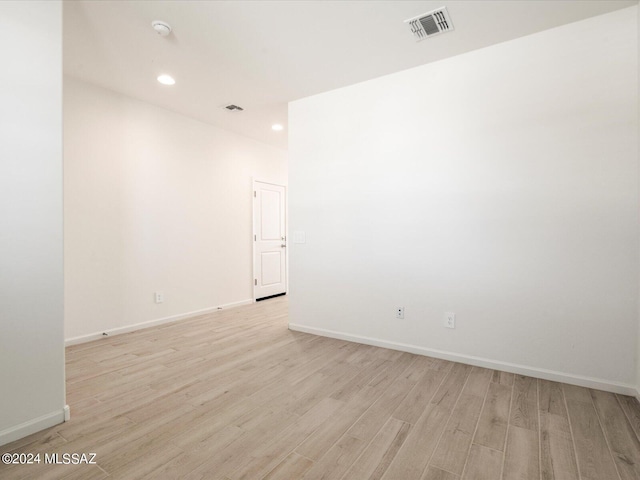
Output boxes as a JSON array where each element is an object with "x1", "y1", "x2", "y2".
[
  {"x1": 65, "y1": 299, "x2": 253, "y2": 346},
  {"x1": 288, "y1": 323, "x2": 638, "y2": 397},
  {"x1": 0, "y1": 409, "x2": 65, "y2": 447}
]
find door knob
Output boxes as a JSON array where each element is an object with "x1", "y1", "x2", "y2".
[{"x1": 281, "y1": 244, "x2": 286, "y2": 248}]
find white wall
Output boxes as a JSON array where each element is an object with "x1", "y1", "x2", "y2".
[
  {"x1": 289, "y1": 7, "x2": 638, "y2": 393},
  {"x1": 637, "y1": 3, "x2": 640, "y2": 400},
  {"x1": 64, "y1": 77, "x2": 287, "y2": 342},
  {"x1": 0, "y1": 1, "x2": 66, "y2": 445}
]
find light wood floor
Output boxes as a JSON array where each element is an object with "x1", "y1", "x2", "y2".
[{"x1": 2, "y1": 296, "x2": 640, "y2": 479}]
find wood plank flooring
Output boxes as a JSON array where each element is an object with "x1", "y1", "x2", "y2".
[{"x1": 1, "y1": 296, "x2": 639, "y2": 479}]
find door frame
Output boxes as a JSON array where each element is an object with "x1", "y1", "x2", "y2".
[{"x1": 252, "y1": 178, "x2": 288, "y2": 302}]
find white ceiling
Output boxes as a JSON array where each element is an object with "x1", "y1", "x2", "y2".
[{"x1": 64, "y1": 0, "x2": 637, "y2": 149}]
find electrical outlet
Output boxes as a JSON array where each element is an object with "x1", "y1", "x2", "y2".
[
  {"x1": 396, "y1": 306, "x2": 405, "y2": 319},
  {"x1": 444, "y1": 312, "x2": 455, "y2": 329},
  {"x1": 155, "y1": 292, "x2": 164, "y2": 304}
]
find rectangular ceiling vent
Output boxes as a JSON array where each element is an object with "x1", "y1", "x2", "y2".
[{"x1": 405, "y1": 7, "x2": 454, "y2": 41}]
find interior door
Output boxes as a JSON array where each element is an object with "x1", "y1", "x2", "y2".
[{"x1": 253, "y1": 181, "x2": 286, "y2": 300}]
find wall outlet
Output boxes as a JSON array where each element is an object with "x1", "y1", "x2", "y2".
[
  {"x1": 396, "y1": 306, "x2": 405, "y2": 319},
  {"x1": 155, "y1": 292, "x2": 164, "y2": 304},
  {"x1": 444, "y1": 312, "x2": 455, "y2": 329}
]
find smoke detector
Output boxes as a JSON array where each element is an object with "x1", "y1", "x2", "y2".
[
  {"x1": 152, "y1": 20, "x2": 172, "y2": 37},
  {"x1": 405, "y1": 7, "x2": 454, "y2": 41}
]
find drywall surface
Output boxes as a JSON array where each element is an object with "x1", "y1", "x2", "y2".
[
  {"x1": 64, "y1": 77, "x2": 287, "y2": 341},
  {"x1": 289, "y1": 7, "x2": 638, "y2": 389},
  {"x1": 0, "y1": 1, "x2": 66, "y2": 445}
]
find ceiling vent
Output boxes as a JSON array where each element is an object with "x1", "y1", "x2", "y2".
[
  {"x1": 405, "y1": 7, "x2": 454, "y2": 41},
  {"x1": 225, "y1": 104, "x2": 244, "y2": 111}
]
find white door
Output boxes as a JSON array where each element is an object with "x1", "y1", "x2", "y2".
[{"x1": 253, "y1": 181, "x2": 286, "y2": 300}]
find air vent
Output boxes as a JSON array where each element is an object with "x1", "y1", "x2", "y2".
[
  {"x1": 225, "y1": 104, "x2": 244, "y2": 111},
  {"x1": 405, "y1": 7, "x2": 454, "y2": 41}
]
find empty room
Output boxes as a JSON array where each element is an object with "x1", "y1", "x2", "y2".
[{"x1": 1, "y1": 1, "x2": 639, "y2": 479}]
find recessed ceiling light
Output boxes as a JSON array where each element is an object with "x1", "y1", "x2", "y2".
[
  {"x1": 157, "y1": 74, "x2": 175, "y2": 85},
  {"x1": 272, "y1": 124, "x2": 284, "y2": 131}
]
